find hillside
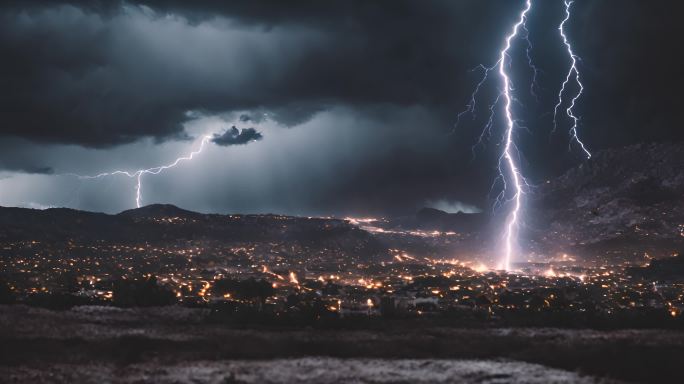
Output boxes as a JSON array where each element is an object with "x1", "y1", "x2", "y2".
[
  {"x1": 0, "y1": 204, "x2": 383, "y2": 258},
  {"x1": 529, "y1": 142, "x2": 684, "y2": 259}
]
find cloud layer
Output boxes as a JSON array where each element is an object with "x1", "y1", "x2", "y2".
[
  {"x1": 212, "y1": 127, "x2": 263, "y2": 146},
  {"x1": 0, "y1": 1, "x2": 682, "y2": 215}
]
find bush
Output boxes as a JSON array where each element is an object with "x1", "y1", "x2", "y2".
[
  {"x1": 112, "y1": 276, "x2": 176, "y2": 307},
  {"x1": 212, "y1": 278, "x2": 274, "y2": 304},
  {"x1": 0, "y1": 279, "x2": 15, "y2": 304},
  {"x1": 25, "y1": 292, "x2": 95, "y2": 310}
]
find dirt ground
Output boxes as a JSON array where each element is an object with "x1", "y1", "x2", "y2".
[{"x1": 1, "y1": 305, "x2": 681, "y2": 383}]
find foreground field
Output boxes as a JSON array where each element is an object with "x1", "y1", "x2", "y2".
[
  {"x1": 1, "y1": 305, "x2": 682, "y2": 383},
  {"x1": 2, "y1": 358, "x2": 618, "y2": 384}
]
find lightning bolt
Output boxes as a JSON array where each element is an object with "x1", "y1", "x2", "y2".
[
  {"x1": 499, "y1": 0, "x2": 533, "y2": 272},
  {"x1": 553, "y1": 0, "x2": 591, "y2": 159},
  {"x1": 457, "y1": 4, "x2": 540, "y2": 161},
  {"x1": 454, "y1": 0, "x2": 595, "y2": 271},
  {"x1": 521, "y1": 19, "x2": 542, "y2": 101},
  {"x1": 67, "y1": 134, "x2": 212, "y2": 208},
  {"x1": 453, "y1": 0, "x2": 533, "y2": 271}
]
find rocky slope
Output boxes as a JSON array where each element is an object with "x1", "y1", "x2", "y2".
[{"x1": 529, "y1": 142, "x2": 684, "y2": 259}]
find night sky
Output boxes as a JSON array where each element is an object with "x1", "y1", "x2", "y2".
[{"x1": 0, "y1": 0, "x2": 681, "y2": 216}]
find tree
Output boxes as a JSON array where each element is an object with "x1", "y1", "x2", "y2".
[
  {"x1": 213, "y1": 278, "x2": 275, "y2": 306},
  {"x1": 0, "y1": 279, "x2": 15, "y2": 304},
  {"x1": 112, "y1": 276, "x2": 176, "y2": 307}
]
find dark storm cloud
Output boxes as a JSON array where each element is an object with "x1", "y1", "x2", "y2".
[
  {"x1": 212, "y1": 126, "x2": 263, "y2": 146},
  {"x1": 21, "y1": 166, "x2": 53, "y2": 175},
  {"x1": 0, "y1": 0, "x2": 521, "y2": 148},
  {"x1": 1, "y1": 1, "x2": 678, "y2": 149},
  {"x1": 0, "y1": 164, "x2": 53, "y2": 175},
  {"x1": 0, "y1": 0, "x2": 682, "y2": 216}
]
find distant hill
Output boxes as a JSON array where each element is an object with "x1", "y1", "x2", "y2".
[
  {"x1": 529, "y1": 142, "x2": 684, "y2": 259},
  {"x1": 118, "y1": 204, "x2": 202, "y2": 219},
  {"x1": 415, "y1": 207, "x2": 488, "y2": 232},
  {"x1": 0, "y1": 204, "x2": 384, "y2": 259},
  {"x1": 0, "y1": 206, "x2": 128, "y2": 242},
  {"x1": 380, "y1": 207, "x2": 488, "y2": 233},
  {"x1": 628, "y1": 251, "x2": 684, "y2": 281}
]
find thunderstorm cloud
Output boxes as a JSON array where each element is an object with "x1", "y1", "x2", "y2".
[
  {"x1": 0, "y1": 0, "x2": 681, "y2": 215},
  {"x1": 212, "y1": 127, "x2": 263, "y2": 146}
]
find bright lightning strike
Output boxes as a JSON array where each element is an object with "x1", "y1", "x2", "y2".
[
  {"x1": 454, "y1": 0, "x2": 594, "y2": 271},
  {"x1": 68, "y1": 134, "x2": 212, "y2": 208},
  {"x1": 454, "y1": 0, "x2": 533, "y2": 272},
  {"x1": 553, "y1": 0, "x2": 591, "y2": 159},
  {"x1": 521, "y1": 21, "x2": 542, "y2": 101},
  {"x1": 498, "y1": 0, "x2": 533, "y2": 272}
]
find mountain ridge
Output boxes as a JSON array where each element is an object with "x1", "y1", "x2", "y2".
[{"x1": 528, "y1": 141, "x2": 684, "y2": 258}]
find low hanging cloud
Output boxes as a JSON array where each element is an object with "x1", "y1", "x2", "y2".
[
  {"x1": 0, "y1": 159, "x2": 53, "y2": 175},
  {"x1": 211, "y1": 126, "x2": 263, "y2": 146},
  {"x1": 425, "y1": 199, "x2": 482, "y2": 214}
]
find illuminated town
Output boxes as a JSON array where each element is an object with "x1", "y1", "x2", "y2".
[{"x1": 2, "y1": 210, "x2": 682, "y2": 327}]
